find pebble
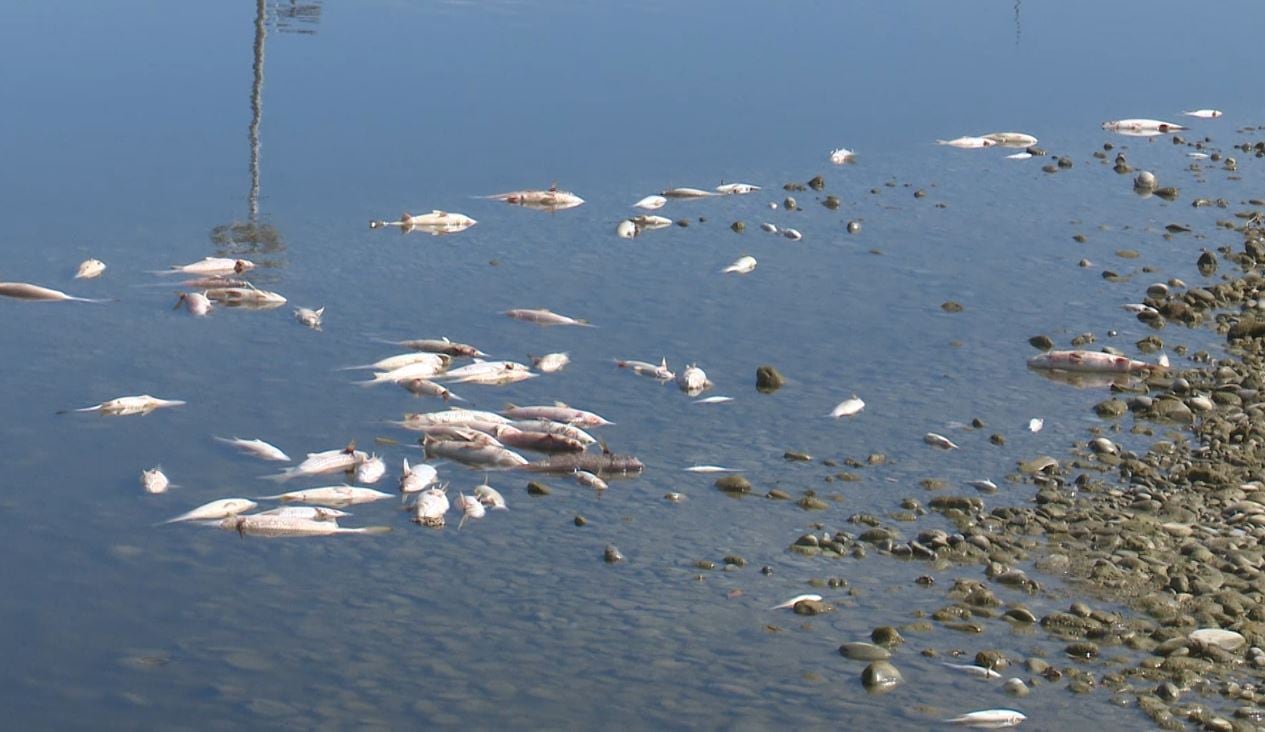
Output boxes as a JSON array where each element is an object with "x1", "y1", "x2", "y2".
[{"x1": 860, "y1": 660, "x2": 903, "y2": 691}]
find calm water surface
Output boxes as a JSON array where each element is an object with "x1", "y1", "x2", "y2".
[{"x1": 3, "y1": 1, "x2": 1263, "y2": 728}]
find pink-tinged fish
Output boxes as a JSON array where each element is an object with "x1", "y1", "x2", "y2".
[
  {"x1": 492, "y1": 424, "x2": 586, "y2": 454},
  {"x1": 1026, "y1": 350, "x2": 1153, "y2": 373},
  {"x1": 937, "y1": 136, "x2": 996, "y2": 149},
  {"x1": 503, "y1": 308, "x2": 593, "y2": 327},
  {"x1": 176, "y1": 291, "x2": 212, "y2": 316},
  {"x1": 482, "y1": 184, "x2": 584, "y2": 211},
  {"x1": 503, "y1": 403, "x2": 612, "y2": 427},
  {"x1": 379, "y1": 337, "x2": 486, "y2": 357},
  {"x1": 69, "y1": 395, "x2": 186, "y2": 416}
]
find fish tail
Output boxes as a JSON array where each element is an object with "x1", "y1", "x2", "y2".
[
  {"x1": 447, "y1": 392, "x2": 467, "y2": 403},
  {"x1": 259, "y1": 472, "x2": 292, "y2": 483},
  {"x1": 71, "y1": 405, "x2": 101, "y2": 413},
  {"x1": 354, "y1": 377, "x2": 383, "y2": 387},
  {"x1": 348, "y1": 525, "x2": 392, "y2": 535}
]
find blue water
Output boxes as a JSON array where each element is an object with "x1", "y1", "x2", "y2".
[{"x1": 2, "y1": 1, "x2": 1262, "y2": 728}]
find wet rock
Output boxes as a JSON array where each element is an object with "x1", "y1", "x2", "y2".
[
  {"x1": 797, "y1": 495, "x2": 829, "y2": 511},
  {"x1": 839, "y1": 642, "x2": 891, "y2": 661},
  {"x1": 715, "y1": 475, "x2": 753, "y2": 494},
  {"x1": 941, "y1": 301, "x2": 964, "y2": 313},
  {"x1": 603, "y1": 544, "x2": 624, "y2": 563},
  {"x1": 847, "y1": 220, "x2": 861, "y2": 234},
  {"x1": 871, "y1": 626, "x2": 904, "y2": 646},
  {"x1": 730, "y1": 221, "x2": 745, "y2": 233},
  {"x1": 1189, "y1": 628, "x2": 1246, "y2": 652},
  {"x1": 1094, "y1": 398, "x2": 1129, "y2": 418},
  {"x1": 861, "y1": 660, "x2": 903, "y2": 691},
  {"x1": 527, "y1": 481, "x2": 552, "y2": 496},
  {"x1": 755, "y1": 365, "x2": 785, "y2": 393},
  {"x1": 823, "y1": 195, "x2": 840, "y2": 210},
  {"x1": 1198, "y1": 250, "x2": 1218, "y2": 275},
  {"x1": 783, "y1": 450, "x2": 812, "y2": 462},
  {"x1": 807, "y1": 175, "x2": 825, "y2": 191},
  {"x1": 793, "y1": 599, "x2": 832, "y2": 616},
  {"x1": 574, "y1": 515, "x2": 587, "y2": 526}
]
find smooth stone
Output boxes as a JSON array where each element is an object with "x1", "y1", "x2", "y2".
[
  {"x1": 839, "y1": 642, "x2": 892, "y2": 661},
  {"x1": 715, "y1": 475, "x2": 753, "y2": 494},
  {"x1": 1189, "y1": 628, "x2": 1246, "y2": 652},
  {"x1": 861, "y1": 660, "x2": 904, "y2": 691},
  {"x1": 755, "y1": 365, "x2": 785, "y2": 393}
]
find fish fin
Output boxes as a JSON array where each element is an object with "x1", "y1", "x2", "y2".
[
  {"x1": 553, "y1": 401, "x2": 569, "y2": 408},
  {"x1": 354, "y1": 526, "x2": 392, "y2": 535},
  {"x1": 254, "y1": 493, "x2": 287, "y2": 500}
]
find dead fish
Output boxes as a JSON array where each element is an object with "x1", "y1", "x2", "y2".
[
  {"x1": 1005, "y1": 152, "x2": 1032, "y2": 160},
  {"x1": 161, "y1": 498, "x2": 257, "y2": 523},
  {"x1": 941, "y1": 662, "x2": 1002, "y2": 680},
  {"x1": 506, "y1": 419, "x2": 596, "y2": 446},
  {"x1": 1187, "y1": 152, "x2": 1210, "y2": 159},
  {"x1": 400, "y1": 378, "x2": 464, "y2": 402},
  {"x1": 1027, "y1": 350, "x2": 1153, "y2": 374},
  {"x1": 782, "y1": 228, "x2": 802, "y2": 241},
  {"x1": 503, "y1": 403, "x2": 612, "y2": 428},
  {"x1": 520, "y1": 452, "x2": 644, "y2": 477},
  {"x1": 493, "y1": 425, "x2": 586, "y2": 454},
  {"x1": 829, "y1": 147, "x2": 855, "y2": 164},
  {"x1": 573, "y1": 469, "x2": 608, "y2": 491},
  {"x1": 220, "y1": 514, "x2": 390, "y2": 538},
  {"x1": 422, "y1": 437, "x2": 529, "y2": 469},
  {"x1": 937, "y1": 136, "x2": 997, "y2": 149},
  {"x1": 162, "y1": 257, "x2": 254, "y2": 276},
  {"x1": 981, "y1": 132, "x2": 1038, "y2": 147},
  {"x1": 661, "y1": 187, "x2": 718, "y2": 199},
  {"x1": 943, "y1": 709, "x2": 1027, "y2": 728},
  {"x1": 474, "y1": 478, "x2": 508, "y2": 509},
  {"x1": 70, "y1": 395, "x2": 186, "y2": 416},
  {"x1": 482, "y1": 186, "x2": 584, "y2": 211},
  {"x1": 256, "y1": 485, "x2": 393, "y2": 508},
  {"x1": 204, "y1": 283, "x2": 286, "y2": 307},
  {"x1": 676, "y1": 364, "x2": 711, "y2": 394},
  {"x1": 368, "y1": 210, "x2": 477, "y2": 235},
  {"x1": 924, "y1": 433, "x2": 960, "y2": 450},
  {"x1": 341, "y1": 352, "x2": 450, "y2": 373},
  {"x1": 214, "y1": 436, "x2": 291, "y2": 462},
  {"x1": 630, "y1": 214, "x2": 672, "y2": 230},
  {"x1": 683, "y1": 465, "x2": 737, "y2": 473},
  {"x1": 770, "y1": 593, "x2": 822, "y2": 610},
  {"x1": 295, "y1": 306, "x2": 324, "y2": 330},
  {"x1": 966, "y1": 479, "x2": 998, "y2": 493},
  {"x1": 399, "y1": 457, "x2": 439, "y2": 494},
  {"x1": 1027, "y1": 418, "x2": 1044, "y2": 433},
  {"x1": 357, "y1": 360, "x2": 450, "y2": 387},
  {"x1": 176, "y1": 292, "x2": 212, "y2": 316},
  {"x1": 722, "y1": 255, "x2": 757, "y2": 274},
  {"x1": 616, "y1": 219, "x2": 638, "y2": 239},
  {"x1": 141, "y1": 467, "x2": 171, "y2": 494},
  {"x1": 434, "y1": 359, "x2": 535, "y2": 386},
  {"x1": 263, "y1": 444, "x2": 366, "y2": 482},
  {"x1": 1182, "y1": 109, "x2": 1222, "y2": 119},
  {"x1": 693, "y1": 396, "x2": 733, "y2": 405},
  {"x1": 760, "y1": 222, "x2": 778, "y2": 234},
  {"x1": 503, "y1": 308, "x2": 593, "y2": 327},
  {"x1": 829, "y1": 395, "x2": 865, "y2": 418},
  {"x1": 1122, "y1": 303, "x2": 1159, "y2": 317},
  {"x1": 0, "y1": 282, "x2": 107, "y2": 303},
  {"x1": 530, "y1": 352, "x2": 570, "y2": 373},
  {"x1": 615, "y1": 357, "x2": 674, "y2": 382},
  {"x1": 354, "y1": 454, "x2": 386, "y2": 484},
  {"x1": 1101, "y1": 118, "x2": 1186, "y2": 134},
  {"x1": 413, "y1": 486, "x2": 450, "y2": 527},
  {"x1": 384, "y1": 336, "x2": 486, "y2": 357},
  {"x1": 75, "y1": 259, "x2": 106, "y2": 279},
  {"x1": 396, "y1": 408, "x2": 510, "y2": 428},
  {"x1": 715, "y1": 182, "x2": 760, "y2": 195},
  {"x1": 455, "y1": 492, "x2": 486, "y2": 528},
  {"x1": 633, "y1": 195, "x2": 667, "y2": 210},
  {"x1": 256, "y1": 506, "x2": 348, "y2": 522}
]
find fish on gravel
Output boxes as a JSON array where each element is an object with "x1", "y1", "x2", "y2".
[
  {"x1": 257, "y1": 485, "x2": 393, "y2": 508},
  {"x1": 70, "y1": 395, "x2": 186, "y2": 416},
  {"x1": 1026, "y1": 350, "x2": 1153, "y2": 373},
  {"x1": 220, "y1": 514, "x2": 390, "y2": 537},
  {"x1": 715, "y1": 182, "x2": 760, "y2": 195},
  {"x1": 937, "y1": 136, "x2": 997, "y2": 148},
  {"x1": 400, "y1": 458, "x2": 440, "y2": 494},
  {"x1": 660, "y1": 187, "x2": 717, "y2": 199},
  {"x1": 482, "y1": 185, "x2": 584, "y2": 211},
  {"x1": 162, "y1": 498, "x2": 258, "y2": 523},
  {"x1": 75, "y1": 259, "x2": 107, "y2": 279},
  {"x1": 354, "y1": 454, "x2": 386, "y2": 484},
  {"x1": 368, "y1": 210, "x2": 477, "y2": 235},
  {"x1": 263, "y1": 444, "x2": 366, "y2": 482},
  {"x1": 770, "y1": 593, "x2": 823, "y2": 610},
  {"x1": 530, "y1": 352, "x2": 570, "y2": 373},
  {"x1": 503, "y1": 308, "x2": 593, "y2": 327},
  {"x1": 615, "y1": 357, "x2": 674, "y2": 382},
  {"x1": 722, "y1": 255, "x2": 757, "y2": 274},
  {"x1": 474, "y1": 478, "x2": 508, "y2": 509},
  {"x1": 942, "y1": 709, "x2": 1027, "y2": 728},
  {"x1": 214, "y1": 436, "x2": 291, "y2": 462},
  {"x1": 256, "y1": 506, "x2": 348, "y2": 522},
  {"x1": 141, "y1": 467, "x2": 171, "y2": 494},
  {"x1": 924, "y1": 433, "x2": 960, "y2": 450},
  {"x1": 383, "y1": 337, "x2": 485, "y2": 357},
  {"x1": 676, "y1": 364, "x2": 712, "y2": 394},
  {"x1": 0, "y1": 282, "x2": 108, "y2": 303},
  {"x1": 162, "y1": 257, "x2": 254, "y2": 276},
  {"x1": 829, "y1": 147, "x2": 855, "y2": 164},
  {"x1": 503, "y1": 403, "x2": 613, "y2": 427},
  {"x1": 829, "y1": 395, "x2": 865, "y2": 418},
  {"x1": 294, "y1": 306, "x2": 324, "y2": 330},
  {"x1": 941, "y1": 662, "x2": 1002, "y2": 680},
  {"x1": 633, "y1": 195, "x2": 667, "y2": 210}
]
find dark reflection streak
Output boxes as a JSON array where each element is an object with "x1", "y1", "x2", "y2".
[
  {"x1": 249, "y1": 0, "x2": 265, "y2": 221},
  {"x1": 1014, "y1": 0, "x2": 1021, "y2": 45}
]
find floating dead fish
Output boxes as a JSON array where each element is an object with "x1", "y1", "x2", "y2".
[
  {"x1": 220, "y1": 514, "x2": 390, "y2": 538},
  {"x1": 782, "y1": 228, "x2": 803, "y2": 241},
  {"x1": 503, "y1": 308, "x2": 593, "y2": 327},
  {"x1": 506, "y1": 419, "x2": 596, "y2": 446},
  {"x1": 456, "y1": 492, "x2": 486, "y2": 528},
  {"x1": 1005, "y1": 152, "x2": 1032, "y2": 160},
  {"x1": 1122, "y1": 303, "x2": 1159, "y2": 317},
  {"x1": 400, "y1": 378, "x2": 464, "y2": 401},
  {"x1": 520, "y1": 452, "x2": 644, "y2": 477},
  {"x1": 630, "y1": 214, "x2": 672, "y2": 230},
  {"x1": 423, "y1": 437, "x2": 529, "y2": 469},
  {"x1": 214, "y1": 436, "x2": 291, "y2": 462},
  {"x1": 760, "y1": 222, "x2": 778, "y2": 234},
  {"x1": 0, "y1": 282, "x2": 107, "y2": 303},
  {"x1": 482, "y1": 186, "x2": 584, "y2": 211},
  {"x1": 434, "y1": 359, "x2": 535, "y2": 386},
  {"x1": 161, "y1": 498, "x2": 257, "y2": 523},
  {"x1": 722, "y1": 255, "x2": 757, "y2": 274},
  {"x1": 256, "y1": 506, "x2": 348, "y2": 522},
  {"x1": 295, "y1": 306, "x2": 324, "y2": 330},
  {"x1": 493, "y1": 424, "x2": 586, "y2": 454},
  {"x1": 341, "y1": 352, "x2": 450, "y2": 373},
  {"x1": 357, "y1": 359, "x2": 451, "y2": 387},
  {"x1": 504, "y1": 403, "x2": 612, "y2": 427},
  {"x1": 633, "y1": 195, "x2": 667, "y2": 210},
  {"x1": 70, "y1": 395, "x2": 186, "y2": 416},
  {"x1": 1187, "y1": 152, "x2": 1210, "y2": 159},
  {"x1": 616, "y1": 219, "x2": 638, "y2": 239},
  {"x1": 981, "y1": 132, "x2": 1038, "y2": 147},
  {"x1": 684, "y1": 465, "x2": 737, "y2": 473},
  {"x1": 176, "y1": 292, "x2": 212, "y2": 317},
  {"x1": 257, "y1": 485, "x2": 393, "y2": 508},
  {"x1": 1026, "y1": 350, "x2": 1153, "y2": 374},
  {"x1": 141, "y1": 467, "x2": 170, "y2": 495},
  {"x1": 943, "y1": 709, "x2": 1027, "y2": 728},
  {"x1": 829, "y1": 147, "x2": 855, "y2": 164},
  {"x1": 1101, "y1": 118, "x2": 1186, "y2": 134},
  {"x1": 615, "y1": 357, "x2": 674, "y2": 382},
  {"x1": 771, "y1": 593, "x2": 823, "y2": 610},
  {"x1": 924, "y1": 433, "x2": 960, "y2": 450},
  {"x1": 263, "y1": 444, "x2": 366, "y2": 482},
  {"x1": 531, "y1": 352, "x2": 570, "y2": 373},
  {"x1": 381, "y1": 336, "x2": 485, "y2": 357},
  {"x1": 399, "y1": 457, "x2": 439, "y2": 494},
  {"x1": 162, "y1": 257, "x2": 254, "y2": 276},
  {"x1": 715, "y1": 182, "x2": 760, "y2": 195},
  {"x1": 830, "y1": 395, "x2": 865, "y2": 418},
  {"x1": 937, "y1": 136, "x2": 996, "y2": 149},
  {"x1": 369, "y1": 210, "x2": 477, "y2": 235},
  {"x1": 204, "y1": 283, "x2": 286, "y2": 308},
  {"x1": 354, "y1": 454, "x2": 386, "y2": 484},
  {"x1": 966, "y1": 479, "x2": 998, "y2": 493},
  {"x1": 573, "y1": 469, "x2": 608, "y2": 491},
  {"x1": 396, "y1": 408, "x2": 510, "y2": 429},
  {"x1": 661, "y1": 187, "x2": 717, "y2": 199},
  {"x1": 413, "y1": 486, "x2": 450, "y2": 527},
  {"x1": 474, "y1": 478, "x2": 508, "y2": 509},
  {"x1": 1182, "y1": 109, "x2": 1222, "y2": 119},
  {"x1": 676, "y1": 364, "x2": 712, "y2": 395},
  {"x1": 75, "y1": 259, "x2": 106, "y2": 279},
  {"x1": 941, "y1": 662, "x2": 1002, "y2": 680},
  {"x1": 693, "y1": 395, "x2": 733, "y2": 405},
  {"x1": 1027, "y1": 418, "x2": 1043, "y2": 433}
]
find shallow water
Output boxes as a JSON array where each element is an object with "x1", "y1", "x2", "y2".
[{"x1": 2, "y1": 0, "x2": 1263, "y2": 728}]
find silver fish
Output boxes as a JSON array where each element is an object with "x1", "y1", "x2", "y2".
[
  {"x1": 341, "y1": 352, "x2": 449, "y2": 373},
  {"x1": 456, "y1": 492, "x2": 486, "y2": 528},
  {"x1": 503, "y1": 403, "x2": 612, "y2": 428},
  {"x1": 830, "y1": 395, "x2": 865, "y2": 418},
  {"x1": 676, "y1": 364, "x2": 712, "y2": 395},
  {"x1": 384, "y1": 336, "x2": 485, "y2": 357},
  {"x1": 220, "y1": 514, "x2": 389, "y2": 538},
  {"x1": 422, "y1": 438, "x2": 528, "y2": 469},
  {"x1": 937, "y1": 136, "x2": 997, "y2": 148},
  {"x1": 263, "y1": 444, "x2": 366, "y2": 482},
  {"x1": 75, "y1": 259, "x2": 107, "y2": 279},
  {"x1": 693, "y1": 396, "x2": 733, "y2": 405},
  {"x1": 715, "y1": 182, "x2": 760, "y2": 195},
  {"x1": 942, "y1": 709, "x2": 1027, "y2": 728},
  {"x1": 369, "y1": 209, "x2": 477, "y2": 235},
  {"x1": 214, "y1": 436, "x2": 291, "y2": 462},
  {"x1": 722, "y1": 255, "x2": 757, "y2": 274},
  {"x1": 661, "y1": 187, "x2": 717, "y2": 199},
  {"x1": 1101, "y1": 118, "x2": 1186, "y2": 134},
  {"x1": 980, "y1": 132, "x2": 1038, "y2": 147},
  {"x1": 434, "y1": 360, "x2": 535, "y2": 386},
  {"x1": 0, "y1": 282, "x2": 107, "y2": 303},
  {"x1": 1182, "y1": 109, "x2": 1222, "y2": 119},
  {"x1": 941, "y1": 662, "x2": 1002, "y2": 680},
  {"x1": 71, "y1": 395, "x2": 186, "y2": 416},
  {"x1": 781, "y1": 228, "x2": 802, "y2": 241},
  {"x1": 615, "y1": 357, "x2": 674, "y2": 381},
  {"x1": 295, "y1": 306, "x2": 324, "y2": 330},
  {"x1": 633, "y1": 195, "x2": 666, "y2": 210},
  {"x1": 770, "y1": 593, "x2": 822, "y2": 610},
  {"x1": 573, "y1": 469, "x2": 608, "y2": 491},
  {"x1": 256, "y1": 485, "x2": 393, "y2": 508},
  {"x1": 482, "y1": 186, "x2": 584, "y2": 211},
  {"x1": 357, "y1": 360, "x2": 450, "y2": 386},
  {"x1": 829, "y1": 147, "x2": 855, "y2": 164},
  {"x1": 141, "y1": 467, "x2": 170, "y2": 494},
  {"x1": 503, "y1": 308, "x2": 593, "y2": 327},
  {"x1": 530, "y1": 352, "x2": 571, "y2": 373},
  {"x1": 966, "y1": 479, "x2": 999, "y2": 493},
  {"x1": 683, "y1": 465, "x2": 737, "y2": 473},
  {"x1": 507, "y1": 419, "x2": 596, "y2": 446},
  {"x1": 162, "y1": 498, "x2": 257, "y2": 523},
  {"x1": 924, "y1": 433, "x2": 960, "y2": 450},
  {"x1": 256, "y1": 506, "x2": 348, "y2": 522},
  {"x1": 163, "y1": 257, "x2": 254, "y2": 276},
  {"x1": 396, "y1": 408, "x2": 510, "y2": 429}
]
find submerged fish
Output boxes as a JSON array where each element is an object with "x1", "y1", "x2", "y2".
[
  {"x1": 503, "y1": 308, "x2": 593, "y2": 327},
  {"x1": 520, "y1": 452, "x2": 644, "y2": 477},
  {"x1": 942, "y1": 709, "x2": 1027, "y2": 728},
  {"x1": 71, "y1": 395, "x2": 186, "y2": 416},
  {"x1": 163, "y1": 257, "x2": 254, "y2": 276},
  {"x1": 295, "y1": 306, "x2": 324, "y2": 330},
  {"x1": 176, "y1": 291, "x2": 212, "y2": 316},
  {"x1": 941, "y1": 662, "x2": 1002, "y2": 680},
  {"x1": 633, "y1": 195, "x2": 667, "y2": 210},
  {"x1": 75, "y1": 259, "x2": 107, "y2": 279},
  {"x1": 141, "y1": 467, "x2": 170, "y2": 494},
  {"x1": 937, "y1": 136, "x2": 997, "y2": 149},
  {"x1": 924, "y1": 433, "x2": 960, "y2": 450},
  {"x1": 770, "y1": 593, "x2": 823, "y2": 610},
  {"x1": 220, "y1": 514, "x2": 390, "y2": 538},
  {"x1": 257, "y1": 485, "x2": 393, "y2": 508},
  {"x1": 615, "y1": 357, "x2": 674, "y2": 381},
  {"x1": 829, "y1": 395, "x2": 865, "y2": 418},
  {"x1": 531, "y1": 352, "x2": 571, "y2": 373},
  {"x1": 722, "y1": 255, "x2": 757, "y2": 274},
  {"x1": 661, "y1": 187, "x2": 718, "y2": 199},
  {"x1": 385, "y1": 336, "x2": 485, "y2": 357},
  {"x1": 369, "y1": 210, "x2": 477, "y2": 235},
  {"x1": 162, "y1": 498, "x2": 258, "y2": 523},
  {"x1": 1182, "y1": 109, "x2": 1222, "y2": 119},
  {"x1": 1026, "y1": 350, "x2": 1153, "y2": 374},
  {"x1": 829, "y1": 147, "x2": 855, "y2": 164},
  {"x1": 214, "y1": 436, "x2": 290, "y2": 462},
  {"x1": 0, "y1": 282, "x2": 107, "y2": 303}
]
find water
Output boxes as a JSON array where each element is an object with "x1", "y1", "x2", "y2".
[{"x1": 2, "y1": 0, "x2": 1263, "y2": 728}]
